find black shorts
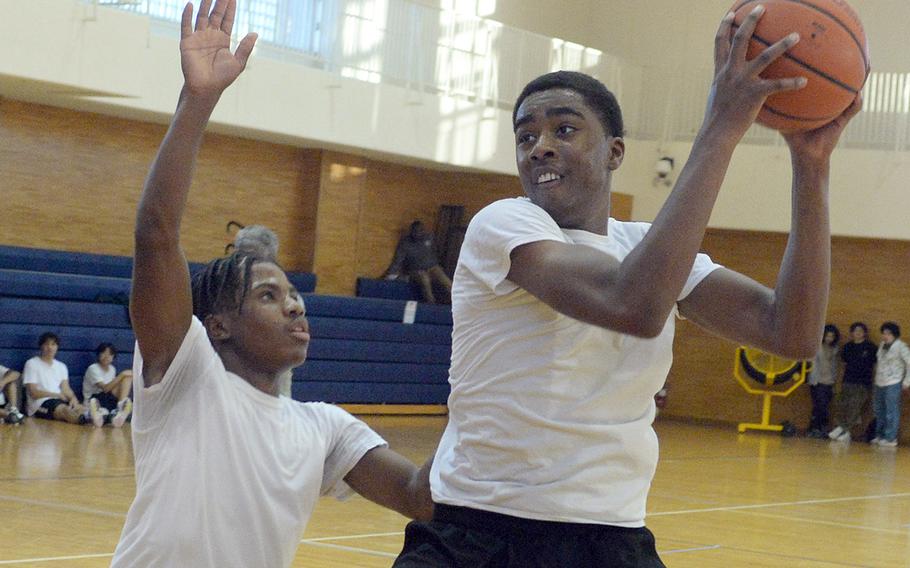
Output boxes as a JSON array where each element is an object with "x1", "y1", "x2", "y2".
[
  {"x1": 91, "y1": 391, "x2": 119, "y2": 412},
  {"x1": 34, "y1": 398, "x2": 67, "y2": 420},
  {"x1": 393, "y1": 504, "x2": 666, "y2": 568}
]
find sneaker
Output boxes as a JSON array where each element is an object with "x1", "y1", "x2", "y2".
[
  {"x1": 836, "y1": 431, "x2": 852, "y2": 442},
  {"x1": 870, "y1": 438, "x2": 881, "y2": 445},
  {"x1": 111, "y1": 399, "x2": 132, "y2": 428},
  {"x1": 89, "y1": 398, "x2": 104, "y2": 428},
  {"x1": 5, "y1": 407, "x2": 24, "y2": 425},
  {"x1": 879, "y1": 439, "x2": 898, "y2": 447},
  {"x1": 828, "y1": 426, "x2": 845, "y2": 440},
  {"x1": 8, "y1": 407, "x2": 24, "y2": 423}
]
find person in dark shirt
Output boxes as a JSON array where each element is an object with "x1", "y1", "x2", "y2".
[
  {"x1": 384, "y1": 221, "x2": 452, "y2": 304},
  {"x1": 829, "y1": 322, "x2": 877, "y2": 442}
]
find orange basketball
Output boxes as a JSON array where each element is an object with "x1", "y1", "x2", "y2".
[{"x1": 731, "y1": 0, "x2": 870, "y2": 132}]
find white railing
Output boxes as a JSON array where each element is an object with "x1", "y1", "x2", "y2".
[{"x1": 95, "y1": 0, "x2": 910, "y2": 151}]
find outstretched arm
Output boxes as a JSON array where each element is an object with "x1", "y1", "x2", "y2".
[
  {"x1": 680, "y1": 97, "x2": 862, "y2": 359},
  {"x1": 130, "y1": 0, "x2": 257, "y2": 387},
  {"x1": 344, "y1": 448, "x2": 434, "y2": 521},
  {"x1": 508, "y1": 8, "x2": 806, "y2": 338}
]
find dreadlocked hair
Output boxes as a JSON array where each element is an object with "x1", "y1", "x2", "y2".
[{"x1": 191, "y1": 252, "x2": 262, "y2": 321}]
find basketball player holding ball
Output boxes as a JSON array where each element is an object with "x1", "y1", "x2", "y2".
[{"x1": 393, "y1": 5, "x2": 863, "y2": 568}]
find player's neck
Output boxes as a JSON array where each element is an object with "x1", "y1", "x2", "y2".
[
  {"x1": 219, "y1": 351, "x2": 282, "y2": 397},
  {"x1": 39, "y1": 355, "x2": 55, "y2": 364}
]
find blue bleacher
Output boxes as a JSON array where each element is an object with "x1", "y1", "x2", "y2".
[
  {"x1": 0, "y1": 245, "x2": 449, "y2": 406},
  {"x1": 355, "y1": 277, "x2": 422, "y2": 301}
]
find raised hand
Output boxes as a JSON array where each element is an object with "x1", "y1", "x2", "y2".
[
  {"x1": 180, "y1": 0, "x2": 258, "y2": 97},
  {"x1": 783, "y1": 95, "x2": 863, "y2": 162},
  {"x1": 705, "y1": 5, "x2": 806, "y2": 141}
]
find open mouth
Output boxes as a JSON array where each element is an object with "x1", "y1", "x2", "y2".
[{"x1": 535, "y1": 172, "x2": 563, "y2": 186}]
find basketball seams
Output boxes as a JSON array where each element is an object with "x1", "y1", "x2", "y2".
[
  {"x1": 742, "y1": 28, "x2": 862, "y2": 93},
  {"x1": 775, "y1": 0, "x2": 868, "y2": 70},
  {"x1": 762, "y1": 104, "x2": 839, "y2": 122},
  {"x1": 730, "y1": 0, "x2": 869, "y2": 75}
]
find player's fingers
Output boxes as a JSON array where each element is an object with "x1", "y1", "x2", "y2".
[
  {"x1": 714, "y1": 12, "x2": 735, "y2": 69},
  {"x1": 208, "y1": 0, "x2": 227, "y2": 29},
  {"x1": 234, "y1": 33, "x2": 258, "y2": 69},
  {"x1": 760, "y1": 76, "x2": 807, "y2": 95},
  {"x1": 221, "y1": 0, "x2": 237, "y2": 35},
  {"x1": 731, "y1": 4, "x2": 765, "y2": 63},
  {"x1": 748, "y1": 32, "x2": 800, "y2": 75},
  {"x1": 180, "y1": 2, "x2": 193, "y2": 39},
  {"x1": 195, "y1": 0, "x2": 213, "y2": 32}
]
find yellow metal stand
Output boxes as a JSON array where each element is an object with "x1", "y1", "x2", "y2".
[{"x1": 734, "y1": 347, "x2": 808, "y2": 434}]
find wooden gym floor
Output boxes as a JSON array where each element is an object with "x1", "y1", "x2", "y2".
[{"x1": 1, "y1": 415, "x2": 909, "y2": 567}]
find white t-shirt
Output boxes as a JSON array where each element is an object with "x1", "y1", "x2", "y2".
[
  {"x1": 83, "y1": 363, "x2": 116, "y2": 401},
  {"x1": 111, "y1": 317, "x2": 387, "y2": 568},
  {"x1": 431, "y1": 198, "x2": 722, "y2": 527},
  {"x1": 0, "y1": 365, "x2": 9, "y2": 406},
  {"x1": 23, "y1": 357, "x2": 69, "y2": 416}
]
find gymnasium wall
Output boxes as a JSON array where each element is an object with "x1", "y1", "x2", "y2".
[
  {"x1": 2, "y1": 0, "x2": 909, "y2": 240},
  {"x1": 0, "y1": 98, "x2": 635, "y2": 295},
  {"x1": 664, "y1": 229, "x2": 910, "y2": 435}
]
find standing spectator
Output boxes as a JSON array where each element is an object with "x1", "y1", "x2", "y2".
[
  {"x1": 0, "y1": 364, "x2": 25, "y2": 424},
  {"x1": 23, "y1": 333, "x2": 90, "y2": 424},
  {"x1": 83, "y1": 343, "x2": 134, "y2": 428},
  {"x1": 384, "y1": 221, "x2": 452, "y2": 304},
  {"x1": 829, "y1": 322, "x2": 877, "y2": 442},
  {"x1": 233, "y1": 225, "x2": 292, "y2": 398},
  {"x1": 807, "y1": 324, "x2": 840, "y2": 438},
  {"x1": 871, "y1": 322, "x2": 910, "y2": 447}
]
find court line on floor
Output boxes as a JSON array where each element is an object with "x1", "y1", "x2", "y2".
[
  {"x1": 727, "y1": 508, "x2": 910, "y2": 535},
  {"x1": 0, "y1": 552, "x2": 113, "y2": 565},
  {"x1": 650, "y1": 491, "x2": 910, "y2": 517},
  {"x1": 299, "y1": 541, "x2": 399, "y2": 558},
  {"x1": 659, "y1": 544, "x2": 722, "y2": 555},
  {"x1": 0, "y1": 494, "x2": 125, "y2": 519},
  {"x1": 303, "y1": 531, "x2": 404, "y2": 542}
]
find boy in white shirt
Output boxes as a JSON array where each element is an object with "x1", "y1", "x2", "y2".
[
  {"x1": 0, "y1": 364, "x2": 24, "y2": 424},
  {"x1": 23, "y1": 332, "x2": 86, "y2": 424},
  {"x1": 394, "y1": 6, "x2": 863, "y2": 568},
  {"x1": 111, "y1": 3, "x2": 433, "y2": 566},
  {"x1": 83, "y1": 343, "x2": 133, "y2": 428}
]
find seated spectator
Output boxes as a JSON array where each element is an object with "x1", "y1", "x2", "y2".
[
  {"x1": 0, "y1": 364, "x2": 24, "y2": 424},
  {"x1": 83, "y1": 343, "x2": 134, "y2": 428},
  {"x1": 383, "y1": 220, "x2": 452, "y2": 304},
  {"x1": 23, "y1": 332, "x2": 87, "y2": 424},
  {"x1": 234, "y1": 225, "x2": 292, "y2": 398}
]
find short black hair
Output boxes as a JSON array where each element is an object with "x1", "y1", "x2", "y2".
[
  {"x1": 38, "y1": 332, "x2": 59, "y2": 349},
  {"x1": 95, "y1": 342, "x2": 117, "y2": 359},
  {"x1": 823, "y1": 324, "x2": 840, "y2": 345},
  {"x1": 881, "y1": 321, "x2": 901, "y2": 338},
  {"x1": 191, "y1": 252, "x2": 269, "y2": 322},
  {"x1": 849, "y1": 322, "x2": 868, "y2": 334},
  {"x1": 513, "y1": 71, "x2": 624, "y2": 138}
]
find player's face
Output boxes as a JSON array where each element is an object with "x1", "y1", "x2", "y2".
[
  {"x1": 229, "y1": 262, "x2": 310, "y2": 373},
  {"x1": 514, "y1": 88, "x2": 623, "y2": 232},
  {"x1": 40, "y1": 339, "x2": 58, "y2": 359}
]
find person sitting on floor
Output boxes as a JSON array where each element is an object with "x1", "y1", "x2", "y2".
[
  {"x1": 83, "y1": 343, "x2": 134, "y2": 428},
  {"x1": 0, "y1": 363, "x2": 25, "y2": 424},
  {"x1": 24, "y1": 332, "x2": 90, "y2": 424}
]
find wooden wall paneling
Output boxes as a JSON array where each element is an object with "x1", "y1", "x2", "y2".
[
  {"x1": 312, "y1": 152, "x2": 368, "y2": 295},
  {"x1": 0, "y1": 100, "x2": 320, "y2": 271},
  {"x1": 664, "y1": 228, "x2": 910, "y2": 438}
]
